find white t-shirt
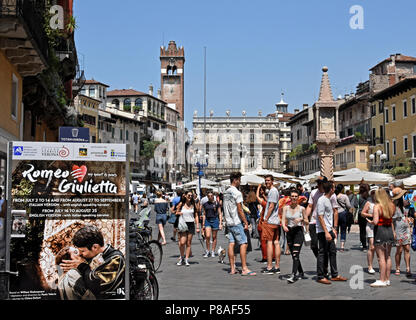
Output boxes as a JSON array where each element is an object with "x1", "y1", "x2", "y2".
[
  {"x1": 223, "y1": 186, "x2": 243, "y2": 227},
  {"x1": 132, "y1": 194, "x2": 139, "y2": 204},
  {"x1": 316, "y1": 196, "x2": 334, "y2": 233},
  {"x1": 181, "y1": 206, "x2": 195, "y2": 222},
  {"x1": 265, "y1": 187, "x2": 280, "y2": 225}
]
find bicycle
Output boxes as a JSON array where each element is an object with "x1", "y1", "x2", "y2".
[
  {"x1": 130, "y1": 208, "x2": 163, "y2": 272},
  {"x1": 129, "y1": 254, "x2": 159, "y2": 300}
]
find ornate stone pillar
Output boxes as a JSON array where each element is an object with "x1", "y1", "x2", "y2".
[{"x1": 314, "y1": 67, "x2": 340, "y2": 181}]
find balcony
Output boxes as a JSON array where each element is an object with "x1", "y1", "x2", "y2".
[{"x1": 0, "y1": 0, "x2": 49, "y2": 76}]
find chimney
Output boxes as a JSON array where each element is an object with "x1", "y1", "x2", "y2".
[
  {"x1": 157, "y1": 88, "x2": 161, "y2": 99},
  {"x1": 303, "y1": 104, "x2": 308, "y2": 110},
  {"x1": 294, "y1": 109, "x2": 299, "y2": 113},
  {"x1": 149, "y1": 84, "x2": 154, "y2": 96}
]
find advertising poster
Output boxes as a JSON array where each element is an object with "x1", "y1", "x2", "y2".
[{"x1": 7, "y1": 142, "x2": 128, "y2": 300}]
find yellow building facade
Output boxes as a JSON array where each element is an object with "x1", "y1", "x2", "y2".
[
  {"x1": 372, "y1": 77, "x2": 416, "y2": 167},
  {"x1": 74, "y1": 94, "x2": 101, "y2": 143},
  {"x1": 334, "y1": 143, "x2": 370, "y2": 171}
]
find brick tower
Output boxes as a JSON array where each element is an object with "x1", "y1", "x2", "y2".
[{"x1": 160, "y1": 41, "x2": 185, "y2": 120}]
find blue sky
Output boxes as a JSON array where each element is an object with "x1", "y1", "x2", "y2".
[{"x1": 74, "y1": 0, "x2": 416, "y2": 129}]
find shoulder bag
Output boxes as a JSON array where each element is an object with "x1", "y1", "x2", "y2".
[{"x1": 177, "y1": 214, "x2": 188, "y2": 232}]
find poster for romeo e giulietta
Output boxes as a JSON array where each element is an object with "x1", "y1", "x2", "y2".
[{"x1": 7, "y1": 142, "x2": 128, "y2": 300}]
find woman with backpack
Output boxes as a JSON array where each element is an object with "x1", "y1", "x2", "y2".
[
  {"x1": 175, "y1": 190, "x2": 200, "y2": 266},
  {"x1": 335, "y1": 184, "x2": 352, "y2": 252}
]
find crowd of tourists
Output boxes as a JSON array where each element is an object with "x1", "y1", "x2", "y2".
[{"x1": 131, "y1": 174, "x2": 416, "y2": 287}]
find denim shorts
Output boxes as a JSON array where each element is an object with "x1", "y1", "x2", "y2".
[
  {"x1": 205, "y1": 217, "x2": 220, "y2": 230},
  {"x1": 156, "y1": 214, "x2": 167, "y2": 226},
  {"x1": 228, "y1": 224, "x2": 247, "y2": 245}
]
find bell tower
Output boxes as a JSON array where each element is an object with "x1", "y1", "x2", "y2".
[{"x1": 160, "y1": 41, "x2": 185, "y2": 120}]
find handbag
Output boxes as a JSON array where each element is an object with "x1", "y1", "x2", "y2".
[
  {"x1": 177, "y1": 215, "x2": 188, "y2": 232},
  {"x1": 167, "y1": 213, "x2": 177, "y2": 224},
  {"x1": 303, "y1": 226, "x2": 311, "y2": 246}
]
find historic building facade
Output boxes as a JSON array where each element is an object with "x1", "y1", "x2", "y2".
[{"x1": 191, "y1": 97, "x2": 293, "y2": 180}]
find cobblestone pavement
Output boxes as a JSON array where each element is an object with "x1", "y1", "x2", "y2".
[{"x1": 144, "y1": 211, "x2": 416, "y2": 300}]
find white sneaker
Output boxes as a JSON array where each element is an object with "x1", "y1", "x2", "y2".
[
  {"x1": 203, "y1": 250, "x2": 210, "y2": 258},
  {"x1": 370, "y1": 280, "x2": 387, "y2": 287},
  {"x1": 176, "y1": 258, "x2": 183, "y2": 266},
  {"x1": 211, "y1": 251, "x2": 216, "y2": 257},
  {"x1": 368, "y1": 268, "x2": 376, "y2": 274},
  {"x1": 385, "y1": 280, "x2": 391, "y2": 286},
  {"x1": 185, "y1": 259, "x2": 190, "y2": 266}
]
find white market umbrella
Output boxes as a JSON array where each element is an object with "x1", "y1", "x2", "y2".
[
  {"x1": 299, "y1": 171, "x2": 321, "y2": 182},
  {"x1": 334, "y1": 173, "x2": 393, "y2": 185},
  {"x1": 220, "y1": 174, "x2": 265, "y2": 186},
  {"x1": 403, "y1": 175, "x2": 416, "y2": 189},
  {"x1": 180, "y1": 178, "x2": 218, "y2": 189}
]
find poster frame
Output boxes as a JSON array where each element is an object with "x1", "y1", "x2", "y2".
[{"x1": 5, "y1": 141, "x2": 130, "y2": 300}]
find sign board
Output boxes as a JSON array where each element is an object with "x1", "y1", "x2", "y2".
[
  {"x1": 59, "y1": 127, "x2": 90, "y2": 143},
  {"x1": 6, "y1": 142, "x2": 128, "y2": 300}
]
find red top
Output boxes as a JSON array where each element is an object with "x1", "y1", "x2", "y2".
[{"x1": 378, "y1": 207, "x2": 392, "y2": 226}]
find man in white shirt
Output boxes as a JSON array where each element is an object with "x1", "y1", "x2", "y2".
[
  {"x1": 223, "y1": 172, "x2": 256, "y2": 276},
  {"x1": 261, "y1": 174, "x2": 281, "y2": 274},
  {"x1": 316, "y1": 181, "x2": 347, "y2": 284}
]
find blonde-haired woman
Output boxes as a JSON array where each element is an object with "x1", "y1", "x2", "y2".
[{"x1": 370, "y1": 188, "x2": 396, "y2": 287}]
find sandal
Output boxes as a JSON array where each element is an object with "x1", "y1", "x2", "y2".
[
  {"x1": 406, "y1": 271, "x2": 412, "y2": 278},
  {"x1": 229, "y1": 270, "x2": 239, "y2": 275},
  {"x1": 395, "y1": 270, "x2": 400, "y2": 276},
  {"x1": 241, "y1": 271, "x2": 257, "y2": 276}
]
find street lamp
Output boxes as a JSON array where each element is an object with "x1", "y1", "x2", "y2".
[
  {"x1": 370, "y1": 150, "x2": 387, "y2": 171},
  {"x1": 192, "y1": 150, "x2": 209, "y2": 197}
]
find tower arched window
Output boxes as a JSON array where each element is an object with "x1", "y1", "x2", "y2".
[
  {"x1": 112, "y1": 99, "x2": 120, "y2": 109},
  {"x1": 172, "y1": 66, "x2": 177, "y2": 75},
  {"x1": 167, "y1": 66, "x2": 172, "y2": 75}
]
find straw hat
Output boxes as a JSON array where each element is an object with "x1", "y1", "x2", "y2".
[{"x1": 391, "y1": 187, "x2": 406, "y2": 200}]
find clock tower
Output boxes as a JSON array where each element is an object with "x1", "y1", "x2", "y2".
[{"x1": 160, "y1": 41, "x2": 185, "y2": 120}]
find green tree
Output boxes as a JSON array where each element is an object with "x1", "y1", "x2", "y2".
[{"x1": 140, "y1": 140, "x2": 161, "y2": 159}]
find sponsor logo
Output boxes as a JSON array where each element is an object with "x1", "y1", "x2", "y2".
[
  {"x1": 79, "y1": 148, "x2": 88, "y2": 157},
  {"x1": 41, "y1": 147, "x2": 69, "y2": 157},
  {"x1": 110, "y1": 149, "x2": 125, "y2": 159},
  {"x1": 13, "y1": 146, "x2": 23, "y2": 156},
  {"x1": 58, "y1": 147, "x2": 70, "y2": 158}
]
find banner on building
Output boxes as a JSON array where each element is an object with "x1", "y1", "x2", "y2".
[{"x1": 7, "y1": 142, "x2": 128, "y2": 300}]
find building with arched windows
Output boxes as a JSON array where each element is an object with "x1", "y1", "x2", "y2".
[{"x1": 191, "y1": 95, "x2": 293, "y2": 180}]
